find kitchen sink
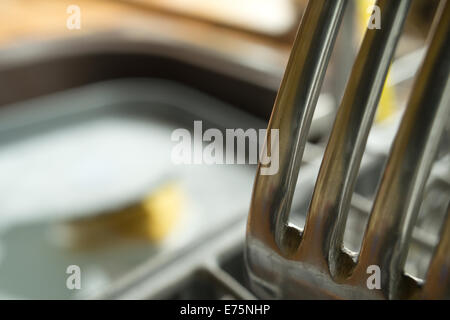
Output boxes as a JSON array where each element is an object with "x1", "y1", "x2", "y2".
[
  {"x1": 0, "y1": 31, "x2": 446, "y2": 300},
  {"x1": 0, "y1": 32, "x2": 332, "y2": 299}
]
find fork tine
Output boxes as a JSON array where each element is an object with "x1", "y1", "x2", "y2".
[
  {"x1": 420, "y1": 204, "x2": 450, "y2": 299},
  {"x1": 300, "y1": 0, "x2": 410, "y2": 275},
  {"x1": 356, "y1": 0, "x2": 450, "y2": 299},
  {"x1": 247, "y1": 0, "x2": 346, "y2": 256}
]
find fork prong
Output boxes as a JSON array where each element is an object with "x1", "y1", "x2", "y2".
[
  {"x1": 421, "y1": 204, "x2": 450, "y2": 299},
  {"x1": 299, "y1": 0, "x2": 410, "y2": 275},
  {"x1": 356, "y1": 0, "x2": 450, "y2": 299},
  {"x1": 247, "y1": 0, "x2": 346, "y2": 255}
]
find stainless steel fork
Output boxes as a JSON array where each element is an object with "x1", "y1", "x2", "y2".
[{"x1": 246, "y1": 0, "x2": 450, "y2": 299}]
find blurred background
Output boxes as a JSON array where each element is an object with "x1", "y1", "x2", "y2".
[{"x1": 0, "y1": 0, "x2": 447, "y2": 299}]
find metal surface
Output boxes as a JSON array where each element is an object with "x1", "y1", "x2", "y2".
[
  {"x1": 246, "y1": 0, "x2": 450, "y2": 300},
  {"x1": 0, "y1": 29, "x2": 333, "y2": 299},
  {"x1": 357, "y1": 0, "x2": 450, "y2": 299},
  {"x1": 101, "y1": 150, "x2": 447, "y2": 299},
  {"x1": 247, "y1": 0, "x2": 347, "y2": 256},
  {"x1": 0, "y1": 79, "x2": 263, "y2": 299}
]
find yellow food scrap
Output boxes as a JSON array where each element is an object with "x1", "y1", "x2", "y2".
[
  {"x1": 64, "y1": 182, "x2": 184, "y2": 249},
  {"x1": 140, "y1": 183, "x2": 184, "y2": 242}
]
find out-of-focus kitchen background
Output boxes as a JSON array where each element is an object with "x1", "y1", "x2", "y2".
[{"x1": 0, "y1": 0, "x2": 447, "y2": 299}]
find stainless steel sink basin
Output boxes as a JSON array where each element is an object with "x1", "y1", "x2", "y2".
[
  {"x1": 2, "y1": 31, "x2": 442, "y2": 300},
  {"x1": 0, "y1": 33, "x2": 332, "y2": 299}
]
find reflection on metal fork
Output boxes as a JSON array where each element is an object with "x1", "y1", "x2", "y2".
[
  {"x1": 247, "y1": 0, "x2": 347, "y2": 255},
  {"x1": 246, "y1": 0, "x2": 450, "y2": 299}
]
